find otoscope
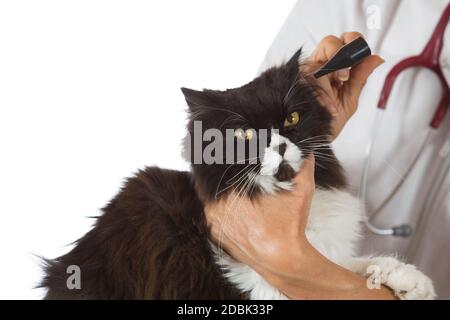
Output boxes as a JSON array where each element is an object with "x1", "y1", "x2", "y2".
[
  {"x1": 313, "y1": 37, "x2": 372, "y2": 78},
  {"x1": 313, "y1": 37, "x2": 414, "y2": 237}
]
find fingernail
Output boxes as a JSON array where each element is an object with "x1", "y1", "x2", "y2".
[{"x1": 337, "y1": 69, "x2": 349, "y2": 81}]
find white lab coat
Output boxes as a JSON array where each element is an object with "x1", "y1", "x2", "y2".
[{"x1": 259, "y1": 0, "x2": 450, "y2": 298}]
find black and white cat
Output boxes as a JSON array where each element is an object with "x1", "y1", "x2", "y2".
[{"x1": 41, "y1": 49, "x2": 435, "y2": 300}]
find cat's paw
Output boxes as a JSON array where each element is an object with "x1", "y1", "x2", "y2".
[{"x1": 368, "y1": 257, "x2": 436, "y2": 300}]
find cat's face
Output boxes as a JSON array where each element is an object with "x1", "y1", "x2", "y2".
[{"x1": 182, "y1": 49, "x2": 340, "y2": 202}]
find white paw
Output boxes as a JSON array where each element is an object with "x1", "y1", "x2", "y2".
[{"x1": 368, "y1": 257, "x2": 436, "y2": 300}]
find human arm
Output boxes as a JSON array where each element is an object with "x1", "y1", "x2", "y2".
[
  {"x1": 206, "y1": 156, "x2": 395, "y2": 299},
  {"x1": 205, "y1": 32, "x2": 393, "y2": 299}
]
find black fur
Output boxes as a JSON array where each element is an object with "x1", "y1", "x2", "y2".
[
  {"x1": 40, "y1": 49, "x2": 346, "y2": 299},
  {"x1": 184, "y1": 49, "x2": 346, "y2": 202}
]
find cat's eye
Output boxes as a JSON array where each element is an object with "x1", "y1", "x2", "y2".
[
  {"x1": 234, "y1": 128, "x2": 254, "y2": 140},
  {"x1": 284, "y1": 111, "x2": 300, "y2": 128}
]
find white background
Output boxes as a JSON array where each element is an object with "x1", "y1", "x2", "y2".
[{"x1": 0, "y1": 0, "x2": 296, "y2": 299}]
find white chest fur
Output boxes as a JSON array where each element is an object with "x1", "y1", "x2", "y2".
[{"x1": 213, "y1": 188, "x2": 364, "y2": 300}]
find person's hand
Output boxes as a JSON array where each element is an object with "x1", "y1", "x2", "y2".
[
  {"x1": 206, "y1": 156, "x2": 396, "y2": 299},
  {"x1": 204, "y1": 32, "x2": 394, "y2": 299},
  {"x1": 206, "y1": 156, "x2": 315, "y2": 280},
  {"x1": 304, "y1": 32, "x2": 384, "y2": 139}
]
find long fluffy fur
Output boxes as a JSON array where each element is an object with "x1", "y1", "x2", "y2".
[
  {"x1": 41, "y1": 168, "x2": 244, "y2": 299},
  {"x1": 40, "y1": 48, "x2": 435, "y2": 300}
]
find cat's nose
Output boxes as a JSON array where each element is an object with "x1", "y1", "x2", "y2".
[{"x1": 278, "y1": 143, "x2": 287, "y2": 157}]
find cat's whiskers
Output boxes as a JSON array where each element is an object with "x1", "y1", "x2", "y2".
[
  {"x1": 215, "y1": 164, "x2": 255, "y2": 199},
  {"x1": 313, "y1": 153, "x2": 340, "y2": 164},
  {"x1": 214, "y1": 157, "x2": 260, "y2": 199},
  {"x1": 218, "y1": 116, "x2": 247, "y2": 130},
  {"x1": 224, "y1": 170, "x2": 259, "y2": 244},
  {"x1": 218, "y1": 164, "x2": 260, "y2": 257},
  {"x1": 313, "y1": 152, "x2": 337, "y2": 160},
  {"x1": 196, "y1": 106, "x2": 248, "y2": 123},
  {"x1": 287, "y1": 97, "x2": 320, "y2": 109},
  {"x1": 226, "y1": 157, "x2": 260, "y2": 181},
  {"x1": 296, "y1": 134, "x2": 332, "y2": 144},
  {"x1": 216, "y1": 164, "x2": 260, "y2": 261},
  {"x1": 214, "y1": 132, "x2": 338, "y2": 261},
  {"x1": 307, "y1": 143, "x2": 332, "y2": 148}
]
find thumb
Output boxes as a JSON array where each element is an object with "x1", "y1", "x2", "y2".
[{"x1": 347, "y1": 55, "x2": 384, "y2": 101}]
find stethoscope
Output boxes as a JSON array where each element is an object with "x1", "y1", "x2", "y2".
[{"x1": 360, "y1": 2, "x2": 450, "y2": 237}]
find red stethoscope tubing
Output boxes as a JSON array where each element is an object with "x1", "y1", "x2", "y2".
[
  {"x1": 362, "y1": 3, "x2": 450, "y2": 237},
  {"x1": 377, "y1": 2, "x2": 450, "y2": 128}
]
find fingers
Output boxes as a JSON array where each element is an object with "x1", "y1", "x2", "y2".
[
  {"x1": 315, "y1": 76, "x2": 339, "y2": 115},
  {"x1": 334, "y1": 32, "x2": 363, "y2": 82},
  {"x1": 339, "y1": 32, "x2": 384, "y2": 104},
  {"x1": 330, "y1": 32, "x2": 363, "y2": 82},
  {"x1": 310, "y1": 35, "x2": 350, "y2": 86},
  {"x1": 309, "y1": 35, "x2": 347, "y2": 114},
  {"x1": 310, "y1": 33, "x2": 384, "y2": 119},
  {"x1": 311, "y1": 32, "x2": 366, "y2": 83},
  {"x1": 344, "y1": 54, "x2": 384, "y2": 105},
  {"x1": 340, "y1": 31, "x2": 363, "y2": 44},
  {"x1": 311, "y1": 35, "x2": 343, "y2": 63}
]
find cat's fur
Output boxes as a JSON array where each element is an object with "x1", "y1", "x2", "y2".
[{"x1": 40, "y1": 49, "x2": 436, "y2": 300}]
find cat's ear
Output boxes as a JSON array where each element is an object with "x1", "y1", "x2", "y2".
[
  {"x1": 286, "y1": 47, "x2": 303, "y2": 72},
  {"x1": 181, "y1": 87, "x2": 212, "y2": 111}
]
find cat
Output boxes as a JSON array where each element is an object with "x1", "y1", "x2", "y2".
[{"x1": 40, "y1": 48, "x2": 436, "y2": 300}]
